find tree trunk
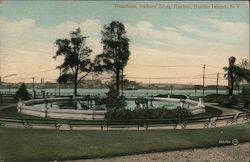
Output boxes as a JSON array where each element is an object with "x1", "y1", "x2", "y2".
[
  {"x1": 228, "y1": 87, "x2": 233, "y2": 96},
  {"x1": 228, "y1": 67, "x2": 234, "y2": 96},
  {"x1": 74, "y1": 53, "x2": 79, "y2": 96},
  {"x1": 116, "y1": 71, "x2": 120, "y2": 96},
  {"x1": 74, "y1": 80, "x2": 78, "y2": 96},
  {"x1": 229, "y1": 81, "x2": 234, "y2": 96},
  {"x1": 74, "y1": 73, "x2": 78, "y2": 96}
]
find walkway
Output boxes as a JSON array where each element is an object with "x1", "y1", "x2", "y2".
[
  {"x1": 204, "y1": 102, "x2": 243, "y2": 115},
  {"x1": 0, "y1": 103, "x2": 16, "y2": 111},
  {"x1": 71, "y1": 143, "x2": 250, "y2": 162},
  {"x1": 0, "y1": 103, "x2": 249, "y2": 130}
]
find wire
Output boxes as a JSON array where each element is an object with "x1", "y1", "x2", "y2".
[
  {"x1": 206, "y1": 65, "x2": 224, "y2": 69},
  {"x1": 191, "y1": 73, "x2": 220, "y2": 78},
  {"x1": 127, "y1": 76, "x2": 197, "y2": 80},
  {"x1": 128, "y1": 64, "x2": 225, "y2": 69},
  {"x1": 128, "y1": 64, "x2": 202, "y2": 68},
  {"x1": 204, "y1": 77, "x2": 217, "y2": 79}
]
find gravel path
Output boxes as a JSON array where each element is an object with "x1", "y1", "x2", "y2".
[
  {"x1": 0, "y1": 103, "x2": 249, "y2": 130},
  {"x1": 71, "y1": 143, "x2": 250, "y2": 162},
  {"x1": 0, "y1": 103, "x2": 16, "y2": 110},
  {"x1": 204, "y1": 102, "x2": 243, "y2": 115}
]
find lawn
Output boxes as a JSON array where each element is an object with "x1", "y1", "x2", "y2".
[
  {"x1": 0, "y1": 123, "x2": 249, "y2": 161},
  {"x1": 0, "y1": 106, "x2": 43, "y2": 119}
]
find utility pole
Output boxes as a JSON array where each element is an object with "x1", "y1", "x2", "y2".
[
  {"x1": 216, "y1": 73, "x2": 219, "y2": 96},
  {"x1": 148, "y1": 78, "x2": 151, "y2": 91},
  {"x1": 58, "y1": 67, "x2": 61, "y2": 97},
  {"x1": 32, "y1": 77, "x2": 35, "y2": 98},
  {"x1": 32, "y1": 77, "x2": 35, "y2": 91},
  {"x1": 202, "y1": 64, "x2": 206, "y2": 98}
]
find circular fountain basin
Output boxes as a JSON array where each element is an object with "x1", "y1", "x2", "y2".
[{"x1": 17, "y1": 96, "x2": 205, "y2": 120}]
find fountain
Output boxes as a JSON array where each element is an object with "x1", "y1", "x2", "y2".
[{"x1": 17, "y1": 94, "x2": 205, "y2": 120}]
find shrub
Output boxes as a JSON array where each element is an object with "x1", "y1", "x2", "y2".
[
  {"x1": 15, "y1": 83, "x2": 31, "y2": 101},
  {"x1": 243, "y1": 100, "x2": 250, "y2": 109},
  {"x1": 242, "y1": 84, "x2": 250, "y2": 96},
  {"x1": 0, "y1": 94, "x2": 2, "y2": 103},
  {"x1": 105, "y1": 107, "x2": 191, "y2": 120},
  {"x1": 218, "y1": 95, "x2": 238, "y2": 107},
  {"x1": 175, "y1": 106, "x2": 190, "y2": 121}
]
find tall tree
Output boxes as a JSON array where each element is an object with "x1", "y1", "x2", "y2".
[
  {"x1": 54, "y1": 28, "x2": 92, "y2": 96},
  {"x1": 224, "y1": 57, "x2": 250, "y2": 96},
  {"x1": 95, "y1": 21, "x2": 130, "y2": 96},
  {"x1": 239, "y1": 59, "x2": 249, "y2": 69}
]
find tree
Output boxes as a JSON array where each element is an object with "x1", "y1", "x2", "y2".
[
  {"x1": 54, "y1": 28, "x2": 93, "y2": 96},
  {"x1": 239, "y1": 59, "x2": 249, "y2": 69},
  {"x1": 15, "y1": 83, "x2": 31, "y2": 101},
  {"x1": 95, "y1": 21, "x2": 130, "y2": 96},
  {"x1": 224, "y1": 58, "x2": 250, "y2": 96}
]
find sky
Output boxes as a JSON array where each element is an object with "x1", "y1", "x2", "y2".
[{"x1": 0, "y1": 1, "x2": 249, "y2": 85}]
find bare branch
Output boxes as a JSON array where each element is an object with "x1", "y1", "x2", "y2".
[{"x1": 77, "y1": 72, "x2": 90, "y2": 84}]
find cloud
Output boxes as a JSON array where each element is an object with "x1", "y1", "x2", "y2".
[
  {"x1": 179, "y1": 18, "x2": 249, "y2": 45},
  {"x1": 53, "y1": 19, "x2": 103, "y2": 57},
  {"x1": 136, "y1": 21, "x2": 153, "y2": 30},
  {"x1": 125, "y1": 19, "x2": 248, "y2": 58},
  {"x1": 0, "y1": 16, "x2": 248, "y2": 84},
  {"x1": 0, "y1": 15, "x2": 102, "y2": 55},
  {"x1": 0, "y1": 15, "x2": 103, "y2": 79},
  {"x1": 123, "y1": 19, "x2": 248, "y2": 84}
]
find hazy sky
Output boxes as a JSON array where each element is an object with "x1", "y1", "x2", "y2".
[{"x1": 0, "y1": 1, "x2": 249, "y2": 85}]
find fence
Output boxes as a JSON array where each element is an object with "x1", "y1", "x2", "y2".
[{"x1": 0, "y1": 112, "x2": 249, "y2": 130}]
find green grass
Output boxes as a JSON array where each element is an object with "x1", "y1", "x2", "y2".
[
  {"x1": 0, "y1": 106, "x2": 43, "y2": 119},
  {"x1": 0, "y1": 123, "x2": 249, "y2": 161},
  {"x1": 0, "y1": 96, "x2": 16, "y2": 104}
]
